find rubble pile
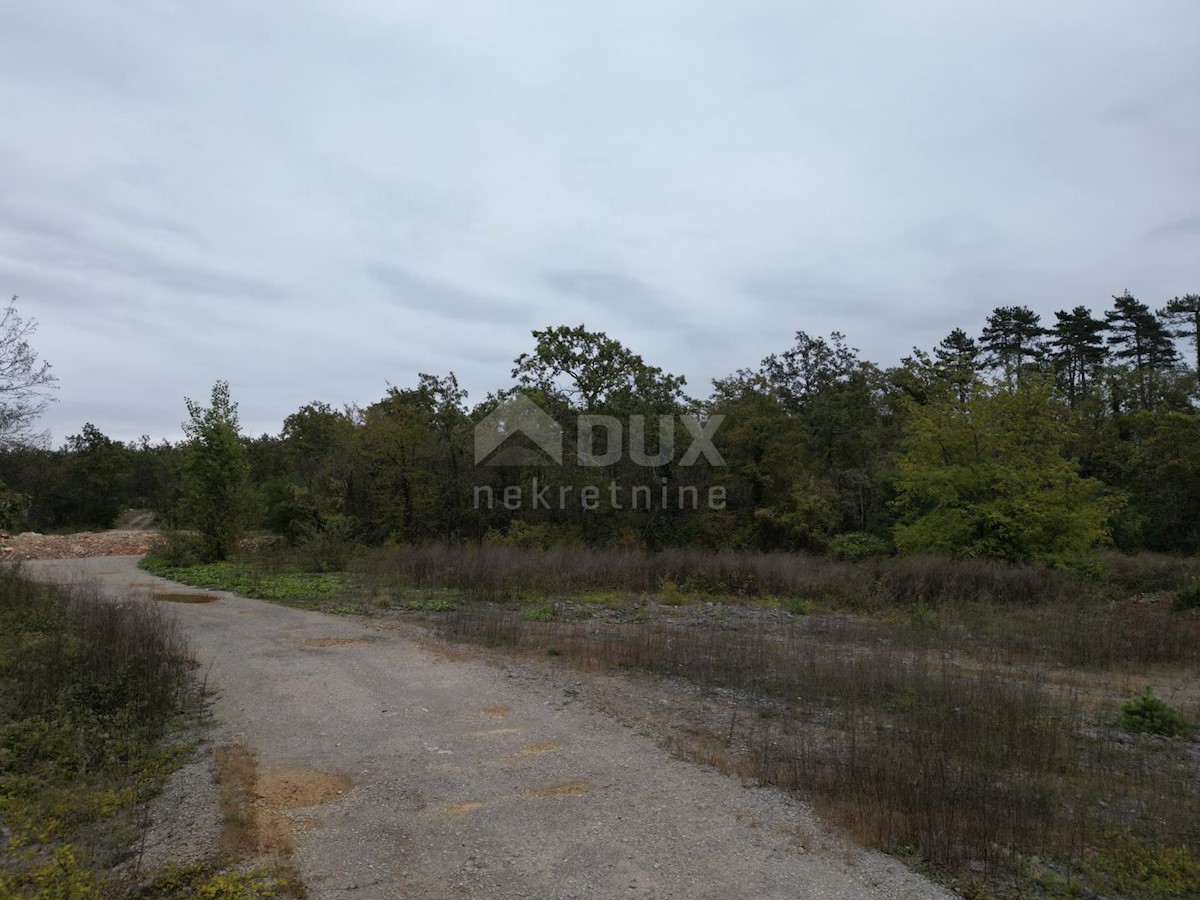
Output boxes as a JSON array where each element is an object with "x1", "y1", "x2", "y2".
[{"x1": 0, "y1": 530, "x2": 164, "y2": 561}]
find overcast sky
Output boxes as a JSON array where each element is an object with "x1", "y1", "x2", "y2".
[{"x1": 2, "y1": 1, "x2": 1197, "y2": 443}]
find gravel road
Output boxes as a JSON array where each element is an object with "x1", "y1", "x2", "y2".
[{"x1": 22, "y1": 556, "x2": 953, "y2": 900}]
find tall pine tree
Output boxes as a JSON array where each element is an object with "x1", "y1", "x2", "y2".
[
  {"x1": 1105, "y1": 291, "x2": 1178, "y2": 409},
  {"x1": 1050, "y1": 306, "x2": 1107, "y2": 407}
]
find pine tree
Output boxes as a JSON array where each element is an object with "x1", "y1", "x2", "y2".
[
  {"x1": 980, "y1": 306, "x2": 1046, "y2": 385},
  {"x1": 1105, "y1": 291, "x2": 1179, "y2": 409},
  {"x1": 1050, "y1": 306, "x2": 1107, "y2": 407},
  {"x1": 1159, "y1": 293, "x2": 1200, "y2": 377},
  {"x1": 933, "y1": 328, "x2": 982, "y2": 402}
]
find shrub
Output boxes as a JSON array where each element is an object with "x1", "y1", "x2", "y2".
[
  {"x1": 152, "y1": 530, "x2": 206, "y2": 568},
  {"x1": 1119, "y1": 687, "x2": 1193, "y2": 738},
  {"x1": 1171, "y1": 577, "x2": 1200, "y2": 612},
  {"x1": 291, "y1": 515, "x2": 358, "y2": 573},
  {"x1": 829, "y1": 531, "x2": 892, "y2": 561},
  {"x1": 483, "y1": 520, "x2": 559, "y2": 550}
]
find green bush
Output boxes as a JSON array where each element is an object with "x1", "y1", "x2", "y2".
[
  {"x1": 483, "y1": 520, "x2": 558, "y2": 550},
  {"x1": 292, "y1": 515, "x2": 358, "y2": 572},
  {"x1": 829, "y1": 531, "x2": 892, "y2": 561},
  {"x1": 1171, "y1": 577, "x2": 1200, "y2": 612},
  {"x1": 0, "y1": 479, "x2": 30, "y2": 531},
  {"x1": 152, "y1": 530, "x2": 206, "y2": 567},
  {"x1": 1119, "y1": 687, "x2": 1193, "y2": 738}
]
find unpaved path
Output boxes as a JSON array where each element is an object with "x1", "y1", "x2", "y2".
[{"x1": 22, "y1": 556, "x2": 953, "y2": 900}]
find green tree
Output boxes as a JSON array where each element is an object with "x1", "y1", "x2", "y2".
[
  {"x1": 710, "y1": 332, "x2": 892, "y2": 549},
  {"x1": 892, "y1": 376, "x2": 1115, "y2": 563},
  {"x1": 512, "y1": 324, "x2": 687, "y2": 412},
  {"x1": 267, "y1": 402, "x2": 361, "y2": 540},
  {"x1": 180, "y1": 381, "x2": 253, "y2": 560},
  {"x1": 61, "y1": 423, "x2": 128, "y2": 528},
  {"x1": 127, "y1": 436, "x2": 184, "y2": 528},
  {"x1": 1105, "y1": 291, "x2": 1179, "y2": 409},
  {"x1": 359, "y1": 373, "x2": 470, "y2": 542},
  {"x1": 1159, "y1": 293, "x2": 1200, "y2": 378},
  {"x1": 933, "y1": 328, "x2": 983, "y2": 403},
  {"x1": 1050, "y1": 306, "x2": 1107, "y2": 407},
  {"x1": 979, "y1": 306, "x2": 1046, "y2": 385}
]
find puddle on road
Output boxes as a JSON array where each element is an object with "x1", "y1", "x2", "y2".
[{"x1": 154, "y1": 592, "x2": 217, "y2": 604}]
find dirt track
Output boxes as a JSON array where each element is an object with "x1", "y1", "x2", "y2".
[{"x1": 22, "y1": 556, "x2": 952, "y2": 900}]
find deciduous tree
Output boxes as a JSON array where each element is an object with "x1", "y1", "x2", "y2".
[
  {"x1": 0, "y1": 296, "x2": 57, "y2": 449},
  {"x1": 893, "y1": 376, "x2": 1114, "y2": 563},
  {"x1": 180, "y1": 381, "x2": 254, "y2": 560}
]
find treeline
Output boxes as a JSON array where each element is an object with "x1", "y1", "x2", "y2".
[{"x1": 1, "y1": 290, "x2": 1198, "y2": 561}]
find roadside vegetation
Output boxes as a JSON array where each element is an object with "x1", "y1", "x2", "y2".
[{"x1": 0, "y1": 567, "x2": 301, "y2": 898}]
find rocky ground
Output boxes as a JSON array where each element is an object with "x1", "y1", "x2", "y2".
[{"x1": 0, "y1": 529, "x2": 163, "y2": 560}]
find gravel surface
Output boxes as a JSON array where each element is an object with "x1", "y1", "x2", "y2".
[
  {"x1": 22, "y1": 556, "x2": 954, "y2": 900},
  {"x1": 1, "y1": 529, "x2": 162, "y2": 560}
]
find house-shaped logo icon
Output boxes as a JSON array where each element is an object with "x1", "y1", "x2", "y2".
[{"x1": 474, "y1": 393, "x2": 564, "y2": 466}]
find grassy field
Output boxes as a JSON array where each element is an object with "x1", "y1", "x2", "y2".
[{"x1": 143, "y1": 540, "x2": 1200, "y2": 898}]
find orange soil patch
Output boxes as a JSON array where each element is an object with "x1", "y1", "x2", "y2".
[
  {"x1": 513, "y1": 742, "x2": 561, "y2": 757},
  {"x1": 471, "y1": 727, "x2": 524, "y2": 737},
  {"x1": 255, "y1": 767, "x2": 352, "y2": 809},
  {"x1": 477, "y1": 705, "x2": 512, "y2": 717},
  {"x1": 445, "y1": 801, "x2": 484, "y2": 816},
  {"x1": 301, "y1": 637, "x2": 375, "y2": 648},
  {"x1": 215, "y1": 746, "x2": 353, "y2": 859},
  {"x1": 524, "y1": 780, "x2": 591, "y2": 798}
]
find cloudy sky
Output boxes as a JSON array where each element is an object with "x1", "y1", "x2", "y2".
[{"x1": 2, "y1": 1, "x2": 1197, "y2": 443}]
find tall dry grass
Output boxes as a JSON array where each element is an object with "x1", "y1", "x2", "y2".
[
  {"x1": 431, "y1": 605, "x2": 1199, "y2": 893},
  {"x1": 355, "y1": 543, "x2": 1127, "y2": 605}
]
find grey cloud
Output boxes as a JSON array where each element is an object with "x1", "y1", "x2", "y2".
[
  {"x1": 0, "y1": 1, "x2": 1195, "y2": 441},
  {"x1": 366, "y1": 264, "x2": 530, "y2": 325},
  {"x1": 1145, "y1": 214, "x2": 1200, "y2": 241},
  {"x1": 543, "y1": 269, "x2": 706, "y2": 335}
]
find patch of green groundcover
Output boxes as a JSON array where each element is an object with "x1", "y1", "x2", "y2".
[{"x1": 139, "y1": 557, "x2": 350, "y2": 609}]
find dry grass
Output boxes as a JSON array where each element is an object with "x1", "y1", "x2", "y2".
[
  {"x1": 214, "y1": 743, "x2": 266, "y2": 856},
  {"x1": 430, "y1": 603, "x2": 1200, "y2": 896},
  {"x1": 354, "y1": 544, "x2": 1157, "y2": 609}
]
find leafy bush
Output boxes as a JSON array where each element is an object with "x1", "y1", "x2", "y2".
[
  {"x1": 829, "y1": 531, "x2": 892, "y2": 560},
  {"x1": 1119, "y1": 687, "x2": 1193, "y2": 738},
  {"x1": 483, "y1": 519, "x2": 559, "y2": 550},
  {"x1": 0, "y1": 479, "x2": 30, "y2": 531},
  {"x1": 523, "y1": 600, "x2": 558, "y2": 622},
  {"x1": 152, "y1": 530, "x2": 206, "y2": 567},
  {"x1": 784, "y1": 596, "x2": 815, "y2": 615},
  {"x1": 291, "y1": 515, "x2": 359, "y2": 572},
  {"x1": 1171, "y1": 577, "x2": 1200, "y2": 612}
]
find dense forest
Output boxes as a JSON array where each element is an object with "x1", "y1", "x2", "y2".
[{"x1": 2, "y1": 290, "x2": 1198, "y2": 563}]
